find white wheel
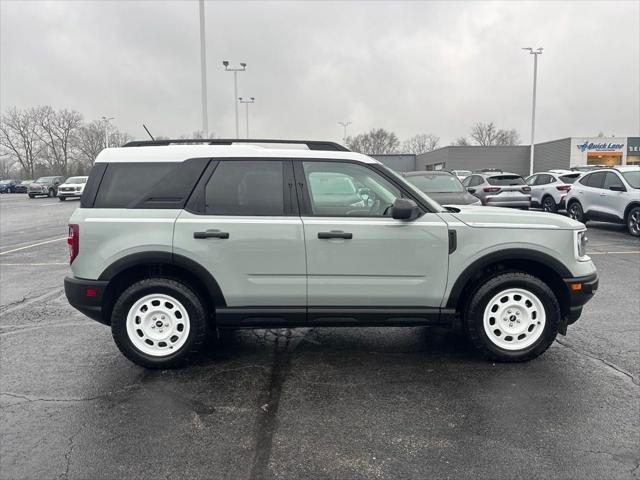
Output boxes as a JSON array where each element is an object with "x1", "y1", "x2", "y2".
[
  {"x1": 482, "y1": 288, "x2": 546, "y2": 351},
  {"x1": 125, "y1": 293, "x2": 191, "y2": 357}
]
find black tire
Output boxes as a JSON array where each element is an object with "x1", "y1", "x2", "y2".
[
  {"x1": 627, "y1": 206, "x2": 640, "y2": 237},
  {"x1": 111, "y1": 277, "x2": 210, "y2": 368},
  {"x1": 58, "y1": 196, "x2": 66, "y2": 201},
  {"x1": 463, "y1": 272, "x2": 560, "y2": 362},
  {"x1": 567, "y1": 201, "x2": 585, "y2": 223},
  {"x1": 48, "y1": 188, "x2": 55, "y2": 197},
  {"x1": 542, "y1": 196, "x2": 557, "y2": 213},
  {"x1": 28, "y1": 194, "x2": 35, "y2": 199}
]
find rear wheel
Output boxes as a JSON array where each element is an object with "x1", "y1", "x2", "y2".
[
  {"x1": 567, "y1": 201, "x2": 585, "y2": 223},
  {"x1": 542, "y1": 196, "x2": 557, "y2": 213},
  {"x1": 111, "y1": 278, "x2": 210, "y2": 368},
  {"x1": 58, "y1": 196, "x2": 66, "y2": 201},
  {"x1": 627, "y1": 206, "x2": 640, "y2": 237},
  {"x1": 28, "y1": 194, "x2": 35, "y2": 199},
  {"x1": 463, "y1": 272, "x2": 560, "y2": 362},
  {"x1": 48, "y1": 188, "x2": 55, "y2": 197}
]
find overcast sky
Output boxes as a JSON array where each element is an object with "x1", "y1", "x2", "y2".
[{"x1": 1, "y1": 0, "x2": 638, "y2": 145}]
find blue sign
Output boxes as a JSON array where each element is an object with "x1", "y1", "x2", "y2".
[{"x1": 576, "y1": 141, "x2": 625, "y2": 152}]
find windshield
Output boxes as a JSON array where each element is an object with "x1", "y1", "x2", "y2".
[
  {"x1": 0, "y1": 180, "x2": 10, "y2": 185},
  {"x1": 35, "y1": 177, "x2": 55, "y2": 184},
  {"x1": 487, "y1": 175, "x2": 525, "y2": 186},
  {"x1": 622, "y1": 171, "x2": 640, "y2": 188},
  {"x1": 406, "y1": 174, "x2": 464, "y2": 193},
  {"x1": 65, "y1": 177, "x2": 87, "y2": 184}
]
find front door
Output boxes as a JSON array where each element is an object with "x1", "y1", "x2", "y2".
[{"x1": 295, "y1": 160, "x2": 449, "y2": 309}]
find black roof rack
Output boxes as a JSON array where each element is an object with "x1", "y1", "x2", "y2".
[{"x1": 123, "y1": 139, "x2": 350, "y2": 152}]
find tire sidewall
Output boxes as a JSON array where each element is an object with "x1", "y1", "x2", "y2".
[
  {"x1": 542, "y1": 196, "x2": 557, "y2": 213},
  {"x1": 627, "y1": 207, "x2": 640, "y2": 237},
  {"x1": 568, "y1": 201, "x2": 583, "y2": 222},
  {"x1": 111, "y1": 278, "x2": 208, "y2": 368},
  {"x1": 465, "y1": 273, "x2": 560, "y2": 361}
]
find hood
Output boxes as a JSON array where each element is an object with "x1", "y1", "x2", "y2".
[
  {"x1": 427, "y1": 191, "x2": 479, "y2": 206},
  {"x1": 446, "y1": 205, "x2": 584, "y2": 230}
]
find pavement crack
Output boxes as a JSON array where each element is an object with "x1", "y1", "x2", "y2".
[
  {"x1": 57, "y1": 429, "x2": 81, "y2": 480},
  {"x1": 556, "y1": 339, "x2": 639, "y2": 387},
  {"x1": 0, "y1": 287, "x2": 64, "y2": 316},
  {"x1": 0, "y1": 384, "x2": 141, "y2": 408}
]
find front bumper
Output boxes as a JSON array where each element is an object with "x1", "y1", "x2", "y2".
[
  {"x1": 563, "y1": 273, "x2": 599, "y2": 324},
  {"x1": 58, "y1": 191, "x2": 81, "y2": 198},
  {"x1": 64, "y1": 276, "x2": 109, "y2": 325}
]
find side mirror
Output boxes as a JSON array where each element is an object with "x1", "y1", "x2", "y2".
[
  {"x1": 609, "y1": 185, "x2": 625, "y2": 192},
  {"x1": 467, "y1": 187, "x2": 476, "y2": 194},
  {"x1": 392, "y1": 198, "x2": 421, "y2": 221}
]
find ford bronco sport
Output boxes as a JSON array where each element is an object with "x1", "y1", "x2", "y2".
[{"x1": 64, "y1": 139, "x2": 598, "y2": 368}]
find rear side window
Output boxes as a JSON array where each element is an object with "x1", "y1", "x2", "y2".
[
  {"x1": 559, "y1": 173, "x2": 580, "y2": 184},
  {"x1": 487, "y1": 175, "x2": 525, "y2": 186},
  {"x1": 205, "y1": 160, "x2": 285, "y2": 216}
]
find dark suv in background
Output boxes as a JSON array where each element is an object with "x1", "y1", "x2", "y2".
[{"x1": 27, "y1": 176, "x2": 65, "y2": 198}]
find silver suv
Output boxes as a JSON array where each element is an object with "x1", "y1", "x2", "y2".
[
  {"x1": 461, "y1": 172, "x2": 531, "y2": 208},
  {"x1": 525, "y1": 171, "x2": 581, "y2": 213},
  {"x1": 565, "y1": 166, "x2": 640, "y2": 236},
  {"x1": 64, "y1": 139, "x2": 598, "y2": 368}
]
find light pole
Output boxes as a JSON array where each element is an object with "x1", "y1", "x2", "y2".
[
  {"x1": 223, "y1": 60, "x2": 247, "y2": 138},
  {"x1": 198, "y1": 0, "x2": 208, "y2": 136},
  {"x1": 238, "y1": 97, "x2": 255, "y2": 138},
  {"x1": 338, "y1": 121, "x2": 351, "y2": 144},
  {"x1": 522, "y1": 47, "x2": 543, "y2": 175},
  {"x1": 101, "y1": 116, "x2": 114, "y2": 148}
]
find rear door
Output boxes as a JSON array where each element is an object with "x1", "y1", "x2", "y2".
[
  {"x1": 579, "y1": 171, "x2": 606, "y2": 214},
  {"x1": 173, "y1": 159, "x2": 307, "y2": 308}
]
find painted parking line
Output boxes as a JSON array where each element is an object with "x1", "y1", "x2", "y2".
[
  {"x1": 40, "y1": 202, "x2": 62, "y2": 206},
  {"x1": 0, "y1": 237, "x2": 67, "y2": 255},
  {"x1": 0, "y1": 263, "x2": 68, "y2": 266},
  {"x1": 589, "y1": 251, "x2": 640, "y2": 255}
]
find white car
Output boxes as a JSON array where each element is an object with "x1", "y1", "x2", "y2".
[
  {"x1": 526, "y1": 171, "x2": 581, "y2": 213},
  {"x1": 565, "y1": 166, "x2": 640, "y2": 236},
  {"x1": 57, "y1": 176, "x2": 88, "y2": 201},
  {"x1": 451, "y1": 169, "x2": 472, "y2": 180}
]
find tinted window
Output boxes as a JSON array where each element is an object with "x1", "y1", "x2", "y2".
[
  {"x1": 585, "y1": 172, "x2": 606, "y2": 188},
  {"x1": 94, "y1": 163, "x2": 176, "y2": 208},
  {"x1": 536, "y1": 174, "x2": 553, "y2": 185},
  {"x1": 603, "y1": 172, "x2": 624, "y2": 190},
  {"x1": 303, "y1": 161, "x2": 401, "y2": 217},
  {"x1": 525, "y1": 175, "x2": 537, "y2": 186},
  {"x1": 559, "y1": 173, "x2": 580, "y2": 184},
  {"x1": 622, "y1": 171, "x2": 640, "y2": 188},
  {"x1": 205, "y1": 161, "x2": 285, "y2": 216},
  {"x1": 487, "y1": 175, "x2": 525, "y2": 186},
  {"x1": 405, "y1": 174, "x2": 464, "y2": 193},
  {"x1": 467, "y1": 176, "x2": 483, "y2": 187}
]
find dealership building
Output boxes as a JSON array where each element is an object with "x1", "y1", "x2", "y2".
[{"x1": 373, "y1": 136, "x2": 640, "y2": 176}]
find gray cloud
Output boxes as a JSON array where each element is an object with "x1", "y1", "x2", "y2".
[{"x1": 1, "y1": 0, "x2": 638, "y2": 145}]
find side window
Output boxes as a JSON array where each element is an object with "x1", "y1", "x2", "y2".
[
  {"x1": 470, "y1": 176, "x2": 483, "y2": 187},
  {"x1": 526, "y1": 175, "x2": 537, "y2": 186},
  {"x1": 586, "y1": 172, "x2": 606, "y2": 189},
  {"x1": 536, "y1": 174, "x2": 551, "y2": 185},
  {"x1": 205, "y1": 160, "x2": 285, "y2": 216},
  {"x1": 603, "y1": 172, "x2": 624, "y2": 190},
  {"x1": 461, "y1": 176, "x2": 472, "y2": 187},
  {"x1": 94, "y1": 163, "x2": 175, "y2": 208},
  {"x1": 302, "y1": 161, "x2": 402, "y2": 217}
]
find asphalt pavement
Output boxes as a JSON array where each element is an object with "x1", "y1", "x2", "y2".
[{"x1": 1, "y1": 194, "x2": 639, "y2": 480}]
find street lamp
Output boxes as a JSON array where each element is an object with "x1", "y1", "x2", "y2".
[
  {"x1": 223, "y1": 60, "x2": 247, "y2": 138},
  {"x1": 338, "y1": 121, "x2": 351, "y2": 144},
  {"x1": 101, "y1": 116, "x2": 114, "y2": 148},
  {"x1": 198, "y1": 0, "x2": 208, "y2": 136},
  {"x1": 238, "y1": 97, "x2": 255, "y2": 139},
  {"x1": 522, "y1": 47, "x2": 543, "y2": 175}
]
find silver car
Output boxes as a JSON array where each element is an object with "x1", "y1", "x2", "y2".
[
  {"x1": 462, "y1": 172, "x2": 531, "y2": 209},
  {"x1": 565, "y1": 166, "x2": 640, "y2": 236},
  {"x1": 526, "y1": 171, "x2": 581, "y2": 213}
]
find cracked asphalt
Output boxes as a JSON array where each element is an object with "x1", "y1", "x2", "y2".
[{"x1": 1, "y1": 194, "x2": 639, "y2": 480}]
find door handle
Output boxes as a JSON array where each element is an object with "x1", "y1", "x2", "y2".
[
  {"x1": 318, "y1": 230, "x2": 353, "y2": 240},
  {"x1": 194, "y1": 230, "x2": 229, "y2": 239}
]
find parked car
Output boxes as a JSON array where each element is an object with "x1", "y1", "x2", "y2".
[
  {"x1": 27, "y1": 176, "x2": 65, "y2": 198},
  {"x1": 461, "y1": 172, "x2": 531, "y2": 208},
  {"x1": 570, "y1": 165, "x2": 608, "y2": 172},
  {"x1": 0, "y1": 180, "x2": 18, "y2": 193},
  {"x1": 57, "y1": 176, "x2": 89, "y2": 201},
  {"x1": 565, "y1": 166, "x2": 640, "y2": 236},
  {"x1": 473, "y1": 168, "x2": 504, "y2": 174},
  {"x1": 64, "y1": 139, "x2": 597, "y2": 368},
  {"x1": 14, "y1": 180, "x2": 33, "y2": 194},
  {"x1": 450, "y1": 169, "x2": 472, "y2": 180},
  {"x1": 525, "y1": 171, "x2": 581, "y2": 212},
  {"x1": 404, "y1": 171, "x2": 481, "y2": 206}
]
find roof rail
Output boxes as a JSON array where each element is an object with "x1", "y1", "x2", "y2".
[{"x1": 123, "y1": 138, "x2": 350, "y2": 152}]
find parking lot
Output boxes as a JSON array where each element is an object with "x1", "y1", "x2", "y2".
[{"x1": 0, "y1": 194, "x2": 638, "y2": 480}]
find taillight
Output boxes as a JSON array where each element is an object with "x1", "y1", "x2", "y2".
[
  {"x1": 483, "y1": 187, "x2": 501, "y2": 193},
  {"x1": 68, "y1": 224, "x2": 79, "y2": 264},
  {"x1": 556, "y1": 185, "x2": 571, "y2": 192},
  {"x1": 521, "y1": 186, "x2": 531, "y2": 193}
]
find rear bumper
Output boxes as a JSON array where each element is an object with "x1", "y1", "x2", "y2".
[
  {"x1": 564, "y1": 273, "x2": 599, "y2": 324},
  {"x1": 64, "y1": 276, "x2": 109, "y2": 325}
]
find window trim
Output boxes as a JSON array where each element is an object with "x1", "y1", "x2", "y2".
[{"x1": 292, "y1": 158, "x2": 432, "y2": 217}]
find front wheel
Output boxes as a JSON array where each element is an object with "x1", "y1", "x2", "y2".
[
  {"x1": 48, "y1": 189, "x2": 55, "y2": 197},
  {"x1": 28, "y1": 194, "x2": 35, "y2": 199},
  {"x1": 463, "y1": 272, "x2": 560, "y2": 362},
  {"x1": 567, "y1": 201, "x2": 585, "y2": 223},
  {"x1": 111, "y1": 278, "x2": 210, "y2": 368},
  {"x1": 627, "y1": 206, "x2": 640, "y2": 237},
  {"x1": 58, "y1": 196, "x2": 66, "y2": 201}
]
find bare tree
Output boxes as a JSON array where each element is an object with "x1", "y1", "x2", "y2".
[
  {"x1": 452, "y1": 136, "x2": 471, "y2": 146},
  {"x1": 469, "y1": 122, "x2": 520, "y2": 146},
  {"x1": 0, "y1": 153, "x2": 15, "y2": 178},
  {"x1": 76, "y1": 120, "x2": 105, "y2": 170},
  {"x1": 37, "y1": 106, "x2": 83, "y2": 176},
  {"x1": 346, "y1": 128, "x2": 400, "y2": 154},
  {"x1": 0, "y1": 107, "x2": 44, "y2": 178},
  {"x1": 402, "y1": 133, "x2": 440, "y2": 154}
]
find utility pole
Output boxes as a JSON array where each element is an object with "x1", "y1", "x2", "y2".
[
  {"x1": 199, "y1": 0, "x2": 208, "y2": 136},
  {"x1": 522, "y1": 47, "x2": 543, "y2": 175},
  {"x1": 338, "y1": 121, "x2": 351, "y2": 144},
  {"x1": 238, "y1": 97, "x2": 255, "y2": 138},
  {"x1": 101, "y1": 116, "x2": 114, "y2": 148},
  {"x1": 223, "y1": 61, "x2": 247, "y2": 138}
]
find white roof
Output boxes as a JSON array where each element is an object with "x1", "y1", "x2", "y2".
[{"x1": 95, "y1": 145, "x2": 379, "y2": 164}]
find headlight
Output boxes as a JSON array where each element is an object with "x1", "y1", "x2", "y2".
[{"x1": 575, "y1": 229, "x2": 589, "y2": 260}]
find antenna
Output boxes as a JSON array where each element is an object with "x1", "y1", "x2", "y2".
[{"x1": 142, "y1": 124, "x2": 155, "y2": 141}]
